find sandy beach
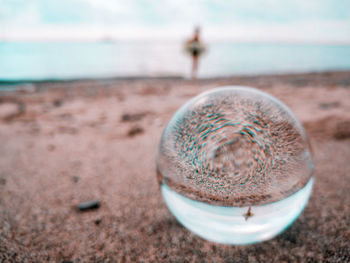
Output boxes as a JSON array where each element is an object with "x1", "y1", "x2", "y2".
[{"x1": 0, "y1": 71, "x2": 349, "y2": 262}]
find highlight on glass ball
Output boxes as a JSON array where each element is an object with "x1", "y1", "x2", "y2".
[{"x1": 156, "y1": 86, "x2": 314, "y2": 245}]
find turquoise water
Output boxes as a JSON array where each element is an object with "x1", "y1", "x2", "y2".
[
  {"x1": 161, "y1": 178, "x2": 314, "y2": 245},
  {"x1": 1, "y1": 42, "x2": 350, "y2": 81}
]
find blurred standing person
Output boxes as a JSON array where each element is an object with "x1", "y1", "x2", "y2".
[{"x1": 184, "y1": 27, "x2": 206, "y2": 79}]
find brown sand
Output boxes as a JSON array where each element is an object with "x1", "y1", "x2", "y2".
[{"x1": 0, "y1": 72, "x2": 349, "y2": 262}]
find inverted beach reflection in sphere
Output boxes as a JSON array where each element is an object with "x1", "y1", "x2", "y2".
[{"x1": 157, "y1": 86, "x2": 314, "y2": 245}]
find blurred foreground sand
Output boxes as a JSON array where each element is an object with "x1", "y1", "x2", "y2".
[{"x1": 0, "y1": 72, "x2": 349, "y2": 262}]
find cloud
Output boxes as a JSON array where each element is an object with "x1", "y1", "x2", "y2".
[{"x1": 0, "y1": 0, "x2": 349, "y2": 42}]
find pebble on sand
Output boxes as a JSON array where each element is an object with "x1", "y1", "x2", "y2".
[
  {"x1": 121, "y1": 113, "x2": 145, "y2": 122},
  {"x1": 72, "y1": 176, "x2": 80, "y2": 183},
  {"x1": 77, "y1": 200, "x2": 101, "y2": 212},
  {"x1": 94, "y1": 219, "x2": 102, "y2": 225},
  {"x1": 128, "y1": 126, "x2": 144, "y2": 137},
  {"x1": 53, "y1": 99, "x2": 63, "y2": 107},
  {"x1": 0, "y1": 178, "x2": 6, "y2": 185},
  {"x1": 334, "y1": 120, "x2": 350, "y2": 140}
]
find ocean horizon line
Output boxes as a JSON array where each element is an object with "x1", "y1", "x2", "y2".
[{"x1": 1, "y1": 38, "x2": 350, "y2": 46}]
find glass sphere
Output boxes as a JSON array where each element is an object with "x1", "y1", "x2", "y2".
[{"x1": 157, "y1": 86, "x2": 314, "y2": 245}]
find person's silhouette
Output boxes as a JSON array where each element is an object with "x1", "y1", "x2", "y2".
[{"x1": 185, "y1": 27, "x2": 206, "y2": 79}]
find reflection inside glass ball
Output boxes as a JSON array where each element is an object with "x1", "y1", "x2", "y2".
[{"x1": 157, "y1": 86, "x2": 314, "y2": 245}]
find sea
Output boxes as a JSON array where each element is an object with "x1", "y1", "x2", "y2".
[{"x1": 1, "y1": 41, "x2": 350, "y2": 81}]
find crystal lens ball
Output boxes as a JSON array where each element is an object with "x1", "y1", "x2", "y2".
[{"x1": 157, "y1": 86, "x2": 314, "y2": 245}]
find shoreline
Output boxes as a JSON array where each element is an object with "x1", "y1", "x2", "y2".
[{"x1": 1, "y1": 70, "x2": 350, "y2": 86}]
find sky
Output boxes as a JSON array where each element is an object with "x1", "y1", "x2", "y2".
[{"x1": 0, "y1": 0, "x2": 350, "y2": 42}]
